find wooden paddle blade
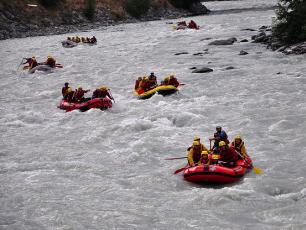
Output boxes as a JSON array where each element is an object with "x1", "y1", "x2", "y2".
[{"x1": 253, "y1": 166, "x2": 263, "y2": 174}]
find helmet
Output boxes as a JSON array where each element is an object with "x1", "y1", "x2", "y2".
[
  {"x1": 78, "y1": 86, "x2": 82, "y2": 89},
  {"x1": 100, "y1": 85, "x2": 107, "y2": 90},
  {"x1": 219, "y1": 141, "x2": 226, "y2": 147},
  {"x1": 201, "y1": 151, "x2": 208, "y2": 155},
  {"x1": 143, "y1": 76, "x2": 148, "y2": 80},
  {"x1": 212, "y1": 154, "x2": 219, "y2": 160},
  {"x1": 150, "y1": 72, "x2": 154, "y2": 75},
  {"x1": 193, "y1": 141, "x2": 200, "y2": 146},
  {"x1": 216, "y1": 126, "x2": 222, "y2": 130},
  {"x1": 64, "y1": 82, "x2": 69, "y2": 86},
  {"x1": 235, "y1": 135, "x2": 242, "y2": 140},
  {"x1": 170, "y1": 75, "x2": 174, "y2": 79},
  {"x1": 67, "y1": 87, "x2": 72, "y2": 93},
  {"x1": 194, "y1": 136, "x2": 200, "y2": 141},
  {"x1": 47, "y1": 55, "x2": 52, "y2": 59},
  {"x1": 138, "y1": 77, "x2": 142, "y2": 80}
]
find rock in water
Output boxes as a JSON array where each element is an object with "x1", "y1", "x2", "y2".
[
  {"x1": 208, "y1": 37, "x2": 237, "y2": 45},
  {"x1": 192, "y1": 67, "x2": 213, "y2": 73},
  {"x1": 239, "y1": 50, "x2": 248, "y2": 55}
]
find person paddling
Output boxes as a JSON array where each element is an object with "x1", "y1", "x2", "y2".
[
  {"x1": 218, "y1": 141, "x2": 238, "y2": 167},
  {"x1": 92, "y1": 86, "x2": 114, "y2": 101},
  {"x1": 62, "y1": 82, "x2": 70, "y2": 98},
  {"x1": 23, "y1": 56, "x2": 38, "y2": 70},
  {"x1": 230, "y1": 135, "x2": 248, "y2": 159},
  {"x1": 73, "y1": 86, "x2": 90, "y2": 102},
  {"x1": 44, "y1": 55, "x2": 56, "y2": 68}
]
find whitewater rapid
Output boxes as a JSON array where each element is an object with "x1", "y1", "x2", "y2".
[{"x1": 1, "y1": 0, "x2": 306, "y2": 229}]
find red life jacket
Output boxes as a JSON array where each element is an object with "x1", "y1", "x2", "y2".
[
  {"x1": 73, "y1": 89, "x2": 85, "y2": 102},
  {"x1": 220, "y1": 147, "x2": 238, "y2": 163}
]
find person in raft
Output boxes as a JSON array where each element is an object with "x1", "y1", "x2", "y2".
[
  {"x1": 209, "y1": 126, "x2": 229, "y2": 153},
  {"x1": 168, "y1": 75, "x2": 179, "y2": 87},
  {"x1": 134, "y1": 77, "x2": 142, "y2": 90},
  {"x1": 148, "y1": 72, "x2": 157, "y2": 89},
  {"x1": 65, "y1": 87, "x2": 74, "y2": 102},
  {"x1": 23, "y1": 56, "x2": 38, "y2": 70},
  {"x1": 92, "y1": 86, "x2": 114, "y2": 101},
  {"x1": 199, "y1": 151, "x2": 211, "y2": 166},
  {"x1": 139, "y1": 76, "x2": 150, "y2": 92},
  {"x1": 187, "y1": 140, "x2": 209, "y2": 167},
  {"x1": 211, "y1": 154, "x2": 220, "y2": 165},
  {"x1": 90, "y1": 36, "x2": 97, "y2": 43},
  {"x1": 230, "y1": 135, "x2": 248, "y2": 159},
  {"x1": 188, "y1": 20, "x2": 199, "y2": 29},
  {"x1": 72, "y1": 86, "x2": 90, "y2": 102},
  {"x1": 218, "y1": 141, "x2": 238, "y2": 167},
  {"x1": 44, "y1": 55, "x2": 56, "y2": 68},
  {"x1": 62, "y1": 82, "x2": 71, "y2": 98}
]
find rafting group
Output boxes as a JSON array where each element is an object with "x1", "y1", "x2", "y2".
[
  {"x1": 59, "y1": 82, "x2": 114, "y2": 112},
  {"x1": 67, "y1": 36, "x2": 97, "y2": 44},
  {"x1": 21, "y1": 55, "x2": 62, "y2": 74},
  {"x1": 62, "y1": 36, "x2": 97, "y2": 48},
  {"x1": 173, "y1": 20, "x2": 200, "y2": 30},
  {"x1": 133, "y1": 73, "x2": 181, "y2": 99},
  {"x1": 169, "y1": 126, "x2": 262, "y2": 183}
]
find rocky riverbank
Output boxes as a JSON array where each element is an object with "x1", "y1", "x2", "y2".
[
  {"x1": 0, "y1": 0, "x2": 209, "y2": 40},
  {"x1": 251, "y1": 26, "x2": 306, "y2": 55}
]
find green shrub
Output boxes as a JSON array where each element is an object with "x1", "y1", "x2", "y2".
[
  {"x1": 84, "y1": 0, "x2": 96, "y2": 21},
  {"x1": 124, "y1": 0, "x2": 150, "y2": 19},
  {"x1": 169, "y1": 0, "x2": 198, "y2": 9},
  {"x1": 39, "y1": 0, "x2": 61, "y2": 7},
  {"x1": 273, "y1": 0, "x2": 306, "y2": 44}
]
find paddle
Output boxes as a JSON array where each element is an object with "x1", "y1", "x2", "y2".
[
  {"x1": 108, "y1": 90, "x2": 115, "y2": 103},
  {"x1": 17, "y1": 58, "x2": 26, "y2": 71},
  {"x1": 174, "y1": 165, "x2": 189, "y2": 174},
  {"x1": 165, "y1": 156, "x2": 187, "y2": 160},
  {"x1": 235, "y1": 150, "x2": 263, "y2": 174}
]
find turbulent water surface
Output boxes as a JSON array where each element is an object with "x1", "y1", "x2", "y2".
[{"x1": 1, "y1": 1, "x2": 306, "y2": 229}]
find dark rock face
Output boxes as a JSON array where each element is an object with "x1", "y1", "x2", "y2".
[
  {"x1": 189, "y1": 1, "x2": 211, "y2": 15},
  {"x1": 239, "y1": 50, "x2": 248, "y2": 55},
  {"x1": 192, "y1": 67, "x2": 213, "y2": 73},
  {"x1": 208, "y1": 37, "x2": 237, "y2": 45}
]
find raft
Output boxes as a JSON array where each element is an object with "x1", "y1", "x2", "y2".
[
  {"x1": 28, "y1": 65, "x2": 52, "y2": 74},
  {"x1": 61, "y1": 40, "x2": 78, "y2": 48},
  {"x1": 183, "y1": 156, "x2": 253, "y2": 184},
  {"x1": 58, "y1": 97, "x2": 112, "y2": 112},
  {"x1": 134, "y1": 85, "x2": 179, "y2": 99},
  {"x1": 156, "y1": 85, "x2": 179, "y2": 96}
]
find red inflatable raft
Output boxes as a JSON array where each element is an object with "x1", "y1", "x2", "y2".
[
  {"x1": 58, "y1": 97, "x2": 112, "y2": 112},
  {"x1": 183, "y1": 156, "x2": 253, "y2": 183}
]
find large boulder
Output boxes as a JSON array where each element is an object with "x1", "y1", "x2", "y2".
[{"x1": 208, "y1": 37, "x2": 237, "y2": 45}]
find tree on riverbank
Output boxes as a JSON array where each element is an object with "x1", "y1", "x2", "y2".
[{"x1": 273, "y1": 0, "x2": 306, "y2": 44}]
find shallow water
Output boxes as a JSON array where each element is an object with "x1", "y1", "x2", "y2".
[{"x1": 1, "y1": 1, "x2": 306, "y2": 229}]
